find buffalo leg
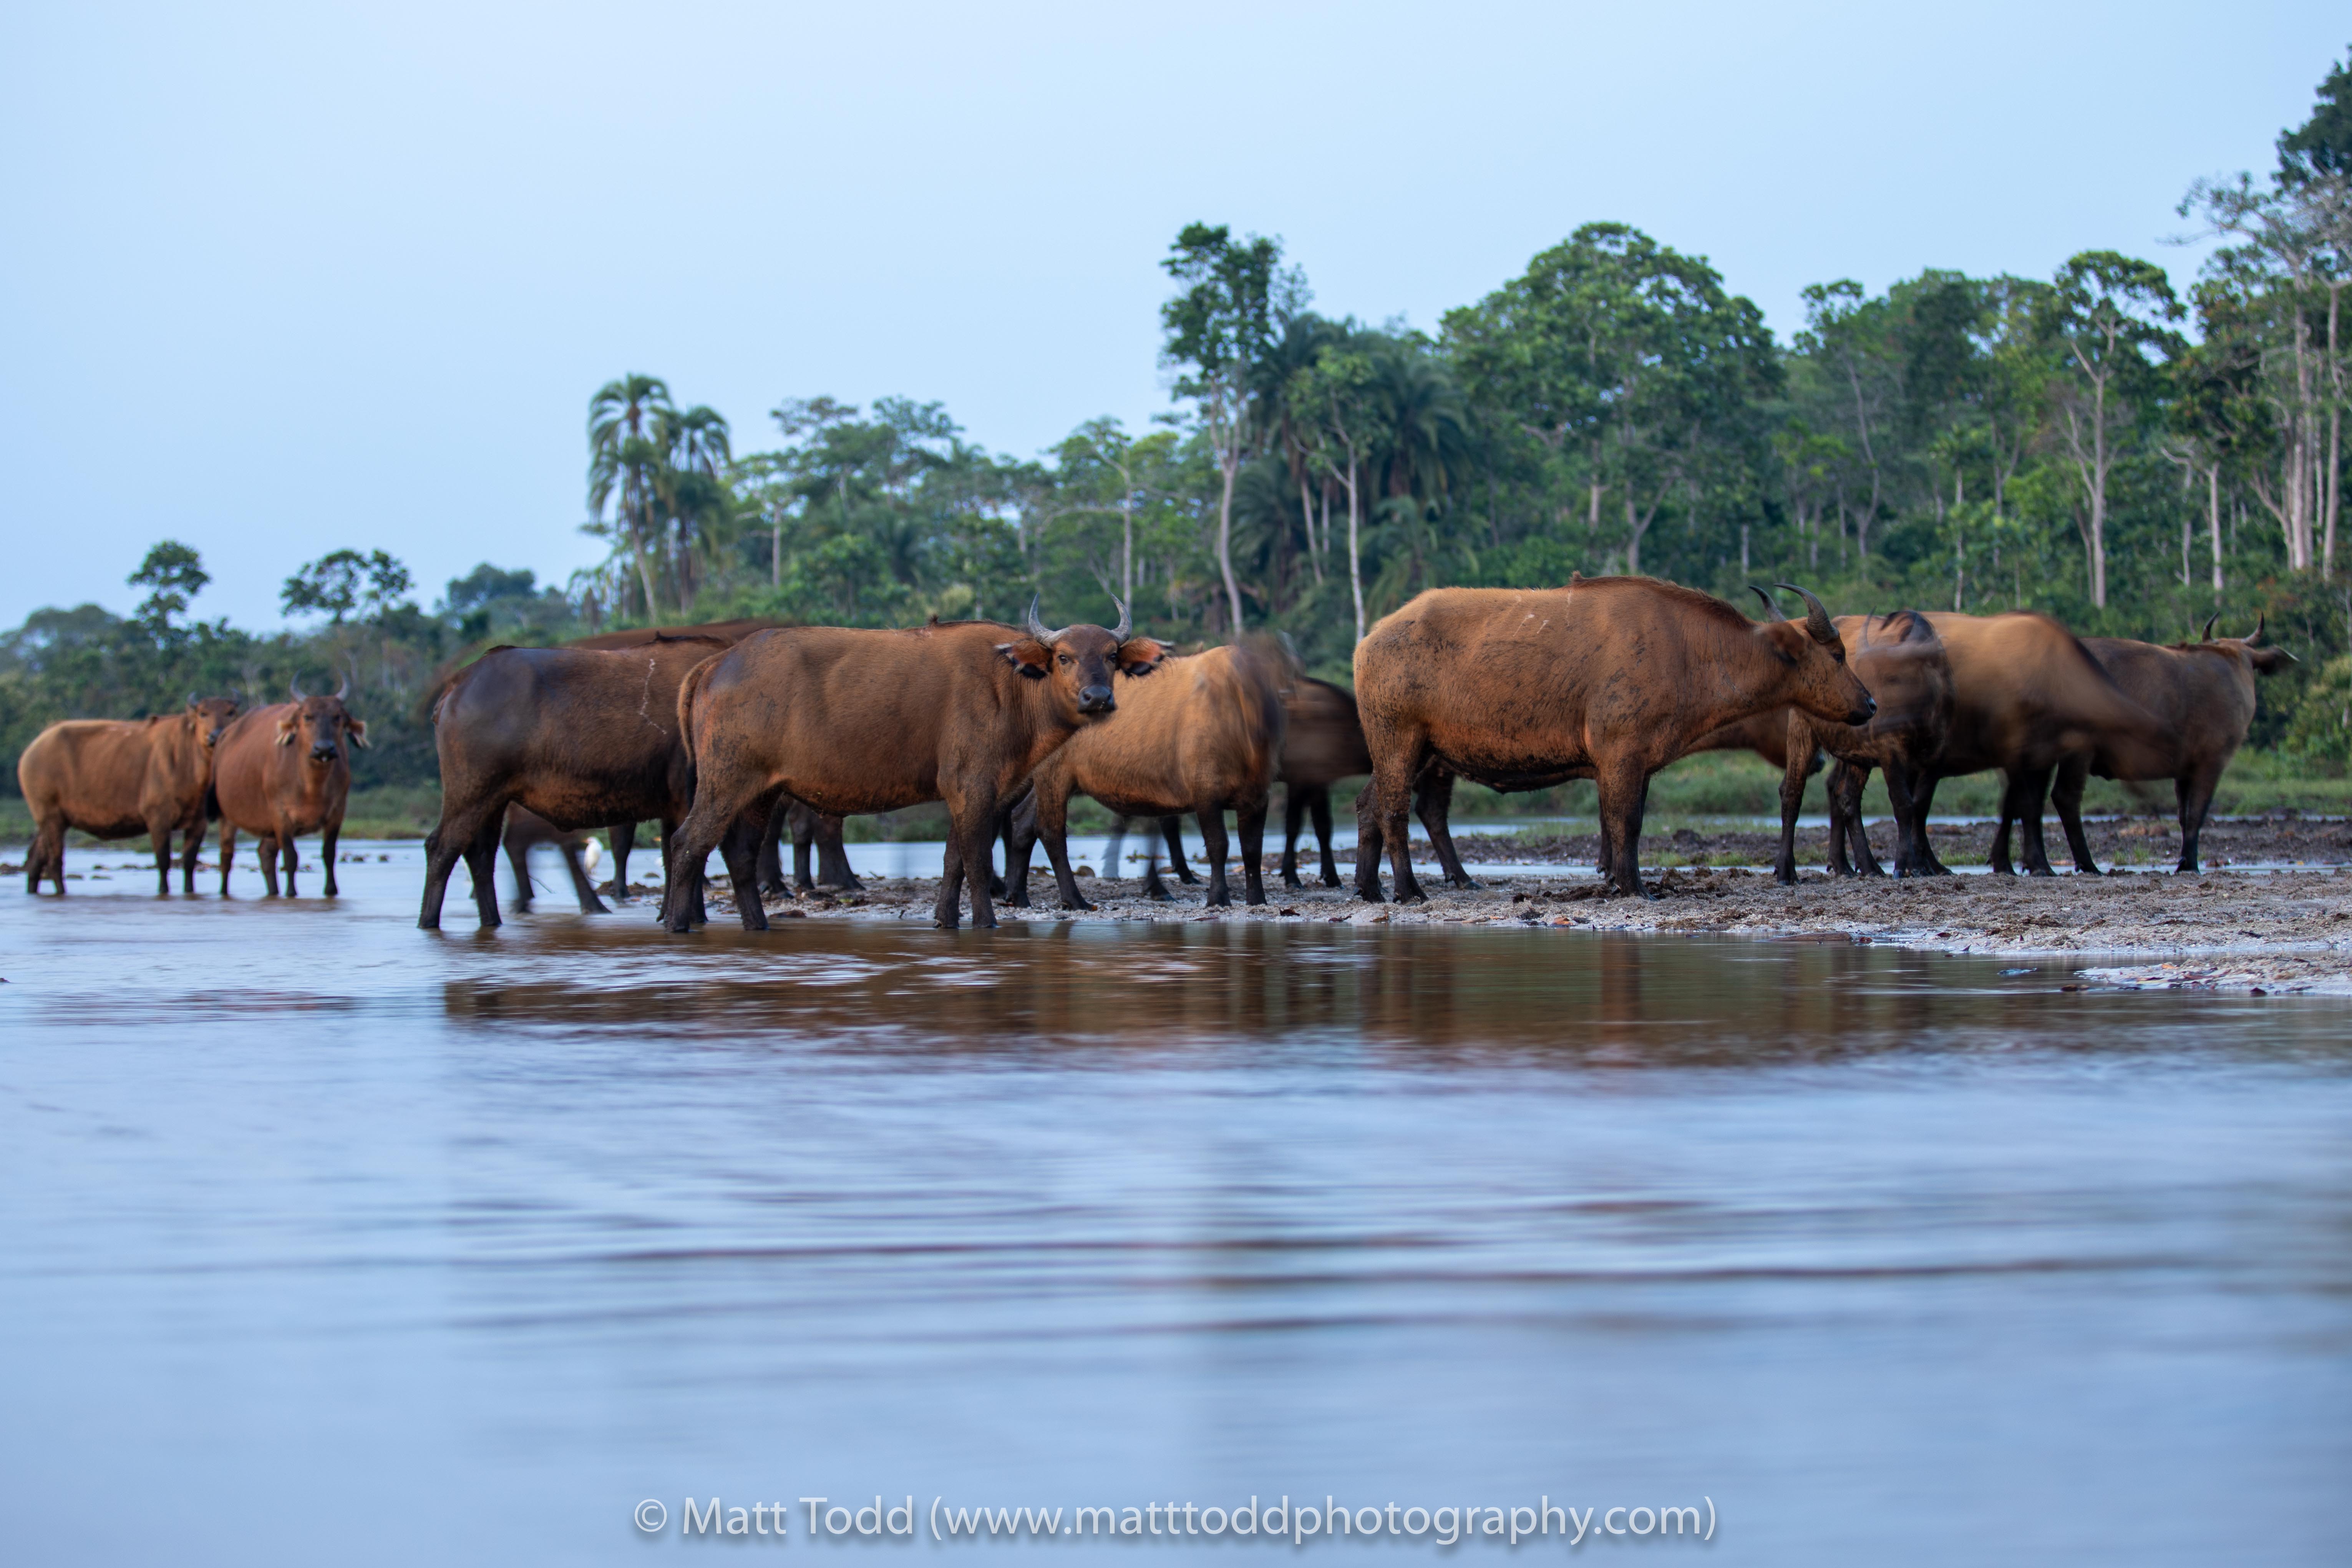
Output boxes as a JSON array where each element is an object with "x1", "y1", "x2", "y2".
[
  {"x1": 462, "y1": 816, "x2": 502, "y2": 928},
  {"x1": 2051, "y1": 755, "x2": 2103, "y2": 874},
  {"x1": 1352, "y1": 784, "x2": 1387, "y2": 901},
  {"x1": 1414, "y1": 773, "x2": 1481, "y2": 889},
  {"x1": 320, "y1": 821, "x2": 341, "y2": 896},
  {"x1": 1236, "y1": 795, "x2": 1270, "y2": 906},
  {"x1": 1910, "y1": 774, "x2": 1954, "y2": 874},
  {"x1": 149, "y1": 816, "x2": 174, "y2": 895},
  {"x1": 2175, "y1": 766, "x2": 2223, "y2": 873},
  {"x1": 1823, "y1": 762, "x2": 1858, "y2": 877},
  {"x1": 257, "y1": 832, "x2": 282, "y2": 898},
  {"x1": 757, "y1": 802, "x2": 791, "y2": 899},
  {"x1": 813, "y1": 814, "x2": 861, "y2": 890},
  {"x1": 722, "y1": 807, "x2": 771, "y2": 931},
  {"x1": 1987, "y1": 773, "x2": 2020, "y2": 876},
  {"x1": 420, "y1": 798, "x2": 503, "y2": 929},
  {"x1": 787, "y1": 803, "x2": 814, "y2": 892},
  {"x1": 1837, "y1": 765, "x2": 1885, "y2": 878},
  {"x1": 1140, "y1": 826, "x2": 1174, "y2": 901},
  {"x1": 1280, "y1": 788, "x2": 1307, "y2": 888},
  {"x1": 1002, "y1": 800, "x2": 1040, "y2": 908},
  {"x1": 560, "y1": 841, "x2": 609, "y2": 914},
  {"x1": 218, "y1": 825, "x2": 237, "y2": 896},
  {"x1": 1882, "y1": 758, "x2": 1927, "y2": 877},
  {"x1": 1197, "y1": 808, "x2": 1233, "y2": 908},
  {"x1": 1311, "y1": 789, "x2": 1339, "y2": 886},
  {"x1": 1775, "y1": 727, "x2": 1815, "y2": 885},
  {"x1": 1035, "y1": 790, "x2": 1094, "y2": 913},
  {"x1": 280, "y1": 832, "x2": 302, "y2": 898},
  {"x1": 658, "y1": 813, "x2": 713, "y2": 932},
  {"x1": 505, "y1": 840, "x2": 536, "y2": 913},
  {"x1": 1594, "y1": 761, "x2": 1652, "y2": 898},
  {"x1": 606, "y1": 821, "x2": 635, "y2": 900},
  {"x1": 2014, "y1": 767, "x2": 2058, "y2": 876},
  {"x1": 1161, "y1": 816, "x2": 1198, "y2": 884},
  {"x1": 1370, "y1": 746, "x2": 1428, "y2": 904},
  {"x1": 179, "y1": 819, "x2": 206, "y2": 894},
  {"x1": 944, "y1": 790, "x2": 1002, "y2": 929}
]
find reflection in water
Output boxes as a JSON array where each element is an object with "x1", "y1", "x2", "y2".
[{"x1": 3, "y1": 851, "x2": 2349, "y2": 1568}]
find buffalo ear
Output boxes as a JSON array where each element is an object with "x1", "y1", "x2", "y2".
[
  {"x1": 1115, "y1": 637, "x2": 1169, "y2": 677},
  {"x1": 274, "y1": 716, "x2": 297, "y2": 747},
  {"x1": 995, "y1": 639, "x2": 1052, "y2": 680},
  {"x1": 2248, "y1": 645, "x2": 2297, "y2": 674},
  {"x1": 346, "y1": 718, "x2": 370, "y2": 748}
]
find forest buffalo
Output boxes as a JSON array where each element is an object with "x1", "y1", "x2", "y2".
[
  {"x1": 662, "y1": 601, "x2": 1168, "y2": 931},
  {"x1": 2041, "y1": 617, "x2": 2296, "y2": 874},
  {"x1": 500, "y1": 805, "x2": 609, "y2": 914},
  {"x1": 1353, "y1": 576, "x2": 1874, "y2": 899},
  {"x1": 1005, "y1": 639, "x2": 1289, "y2": 910},
  {"x1": 18, "y1": 696, "x2": 240, "y2": 894},
  {"x1": 418, "y1": 634, "x2": 729, "y2": 928},
  {"x1": 213, "y1": 681, "x2": 368, "y2": 897},
  {"x1": 1905, "y1": 612, "x2": 2170, "y2": 876}
]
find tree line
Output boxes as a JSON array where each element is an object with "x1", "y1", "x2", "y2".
[{"x1": 7, "y1": 50, "x2": 2352, "y2": 792}]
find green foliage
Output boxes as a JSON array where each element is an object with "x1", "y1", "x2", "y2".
[{"x1": 2285, "y1": 654, "x2": 2352, "y2": 762}]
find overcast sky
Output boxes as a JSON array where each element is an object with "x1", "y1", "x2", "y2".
[{"x1": 3, "y1": 1, "x2": 2344, "y2": 627}]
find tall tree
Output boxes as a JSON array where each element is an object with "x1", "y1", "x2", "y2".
[
  {"x1": 2041, "y1": 252, "x2": 2183, "y2": 607},
  {"x1": 1160, "y1": 223, "x2": 1307, "y2": 632},
  {"x1": 587, "y1": 374, "x2": 675, "y2": 616},
  {"x1": 128, "y1": 540, "x2": 208, "y2": 639}
]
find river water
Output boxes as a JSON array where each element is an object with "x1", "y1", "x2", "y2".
[{"x1": 4, "y1": 843, "x2": 2348, "y2": 1565}]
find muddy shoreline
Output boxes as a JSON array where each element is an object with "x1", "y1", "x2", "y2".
[{"x1": 717, "y1": 851, "x2": 2352, "y2": 997}]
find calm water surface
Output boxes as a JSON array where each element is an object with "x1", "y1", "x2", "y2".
[{"x1": 4, "y1": 844, "x2": 2348, "y2": 1565}]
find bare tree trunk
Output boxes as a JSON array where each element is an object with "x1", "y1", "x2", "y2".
[
  {"x1": 1216, "y1": 451, "x2": 1244, "y2": 632},
  {"x1": 2209, "y1": 464, "x2": 2223, "y2": 596},
  {"x1": 1299, "y1": 473, "x2": 1323, "y2": 584},
  {"x1": 1344, "y1": 455, "x2": 1365, "y2": 644}
]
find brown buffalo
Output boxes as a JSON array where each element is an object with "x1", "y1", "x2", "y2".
[
  {"x1": 213, "y1": 681, "x2": 369, "y2": 897},
  {"x1": 1278, "y1": 675, "x2": 1373, "y2": 889},
  {"x1": 500, "y1": 805, "x2": 609, "y2": 914},
  {"x1": 1354, "y1": 576, "x2": 1874, "y2": 899},
  {"x1": 1905, "y1": 612, "x2": 2170, "y2": 876},
  {"x1": 1768, "y1": 609, "x2": 1953, "y2": 883},
  {"x1": 419, "y1": 634, "x2": 729, "y2": 928},
  {"x1": 663, "y1": 601, "x2": 1168, "y2": 931},
  {"x1": 2039, "y1": 617, "x2": 2296, "y2": 874},
  {"x1": 1006, "y1": 639, "x2": 1289, "y2": 910},
  {"x1": 18, "y1": 696, "x2": 241, "y2": 894}
]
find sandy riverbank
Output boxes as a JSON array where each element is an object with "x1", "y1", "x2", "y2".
[{"x1": 718, "y1": 859, "x2": 2352, "y2": 996}]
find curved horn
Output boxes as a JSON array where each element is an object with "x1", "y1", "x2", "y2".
[
  {"x1": 334, "y1": 670, "x2": 350, "y2": 701},
  {"x1": 2201, "y1": 613, "x2": 2220, "y2": 642},
  {"x1": 1773, "y1": 583, "x2": 1839, "y2": 647},
  {"x1": 1108, "y1": 595, "x2": 1131, "y2": 642},
  {"x1": 186, "y1": 690, "x2": 198, "y2": 708},
  {"x1": 2249, "y1": 612, "x2": 2266, "y2": 645},
  {"x1": 1025, "y1": 595, "x2": 1069, "y2": 645},
  {"x1": 1747, "y1": 586, "x2": 1783, "y2": 621},
  {"x1": 289, "y1": 676, "x2": 307, "y2": 702}
]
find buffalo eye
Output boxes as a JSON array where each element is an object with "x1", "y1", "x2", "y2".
[{"x1": 1058, "y1": 654, "x2": 1072, "y2": 667}]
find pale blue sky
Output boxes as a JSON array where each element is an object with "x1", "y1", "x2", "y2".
[{"x1": 2, "y1": 1, "x2": 2343, "y2": 627}]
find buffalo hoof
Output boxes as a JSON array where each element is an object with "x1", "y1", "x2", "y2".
[
  {"x1": 1204, "y1": 890, "x2": 1232, "y2": 908},
  {"x1": 1320, "y1": 874, "x2": 1342, "y2": 889},
  {"x1": 1142, "y1": 882, "x2": 1173, "y2": 902},
  {"x1": 1281, "y1": 873, "x2": 1303, "y2": 890},
  {"x1": 1244, "y1": 889, "x2": 1266, "y2": 906}
]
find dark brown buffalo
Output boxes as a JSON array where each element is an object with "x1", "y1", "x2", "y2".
[
  {"x1": 1355, "y1": 576, "x2": 1874, "y2": 899},
  {"x1": 1905, "y1": 612, "x2": 2170, "y2": 876},
  {"x1": 1277, "y1": 675, "x2": 1373, "y2": 889},
  {"x1": 213, "y1": 681, "x2": 369, "y2": 897},
  {"x1": 2039, "y1": 617, "x2": 2296, "y2": 874},
  {"x1": 1006, "y1": 639, "x2": 1289, "y2": 910},
  {"x1": 1769, "y1": 610, "x2": 1953, "y2": 883},
  {"x1": 500, "y1": 805, "x2": 609, "y2": 914},
  {"x1": 18, "y1": 697, "x2": 241, "y2": 894},
  {"x1": 664, "y1": 601, "x2": 1168, "y2": 931},
  {"x1": 419, "y1": 634, "x2": 729, "y2": 928}
]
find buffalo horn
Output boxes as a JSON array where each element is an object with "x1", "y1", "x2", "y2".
[
  {"x1": 289, "y1": 677, "x2": 307, "y2": 701},
  {"x1": 334, "y1": 670, "x2": 350, "y2": 701},
  {"x1": 1774, "y1": 583, "x2": 1839, "y2": 648},
  {"x1": 2249, "y1": 612, "x2": 2266, "y2": 644},
  {"x1": 1108, "y1": 595, "x2": 1131, "y2": 642},
  {"x1": 1747, "y1": 586, "x2": 1782, "y2": 621},
  {"x1": 2201, "y1": 613, "x2": 2220, "y2": 642},
  {"x1": 1026, "y1": 596, "x2": 1069, "y2": 645},
  {"x1": 185, "y1": 690, "x2": 198, "y2": 707}
]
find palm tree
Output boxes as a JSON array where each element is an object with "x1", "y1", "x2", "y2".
[
  {"x1": 655, "y1": 404, "x2": 732, "y2": 607},
  {"x1": 588, "y1": 375, "x2": 675, "y2": 617}
]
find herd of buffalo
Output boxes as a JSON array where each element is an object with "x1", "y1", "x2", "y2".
[{"x1": 16, "y1": 575, "x2": 2298, "y2": 930}]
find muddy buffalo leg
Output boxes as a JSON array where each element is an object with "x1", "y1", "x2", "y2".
[
  {"x1": 1002, "y1": 798, "x2": 1041, "y2": 908},
  {"x1": 149, "y1": 815, "x2": 174, "y2": 895},
  {"x1": 1310, "y1": 788, "x2": 1339, "y2": 887},
  {"x1": 1909, "y1": 775, "x2": 1953, "y2": 874},
  {"x1": 1161, "y1": 816, "x2": 1198, "y2": 884},
  {"x1": 1776, "y1": 726, "x2": 1816, "y2": 885},
  {"x1": 813, "y1": 814, "x2": 860, "y2": 891},
  {"x1": 1415, "y1": 773, "x2": 1481, "y2": 889},
  {"x1": 605, "y1": 822, "x2": 635, "y2": 901},
  {"x1": 320, "y1": 821, "x2": 341, "y2": 897},
  {"x1": 1351, "y1": 785, "x2": 1386, "y2": 901},
  {"x1": 505, "y1": 838, "x2": 536, "y2": 913},
  {"x1": 2174, "y1": 765, "x2": 2223, "y2": 873},
  {"x1": 657, "y1": 814, "x2": 711, "y2": 931},
  {"x1": 1369, "y1": 747, "x2": 1428, "y2": 904},
  {"x1": 1822, "y1": 762, "x2": 1856, "y2": 877},
  {"x1": 786, "y1": 803, "x2": 814, "y2": 892},
  {"x1": 2050, "y1": 755, "x2": 2103, "y2": 875},
  {"x1": 560, "y1": 840, "x2": 609, "y2": 914},
  {"x1": 1882, "y1": 758, "x2": 1931, "y2": 877},
  {"x1": 282, "y1": 831, "x2": 305, "y2": 898},
  {"x1": 180, "y1": 818, "x2": 206, "y2": 894},
  {"x1": 1236, "y1": 795, "x2": 1269, "y2": 906},
  {"x1": 1140, "y1": 824, "x2": 1175, "y2": 901},
  {"x1": 461, "y1": 816, "x2": 502, "y2": 928},
  {"x1": 1839, "y1": 766, "x2": 1886, "y2": 878},
  {"x1": 2013, "y1": 767, "x2": 2058, "y2": 876},
  {"x1": 256, "y1": 832, "x2": 282, "y2": 898},
  {"x1": 721, "y1": 810, "x2": 770, "y2": 931},
  {"x1": 420, "y1": 800, "x2": 500, "y2": 929},
  {"x1": 1033, "y1": 787, "x2": 1093, "y2": 913},
  {"x1": 1595, "y1": 760, "x2": 1650, "y2": 898},
  {"x1": 218, "y1": 825, "x2": 237, "y2": 896},
  {"x1": 1987, "y1": 774, "x2": 2020, "y2": 876},
  {"x1": 953, "y1": 790, "x2": 1003, "y2": 929},
  {"x1": 756, "y1": 802, "x2": 791, "y2": 899},
  {"x1": 1197, "y1": 808, "x2": 1234, "y2": 907}
]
